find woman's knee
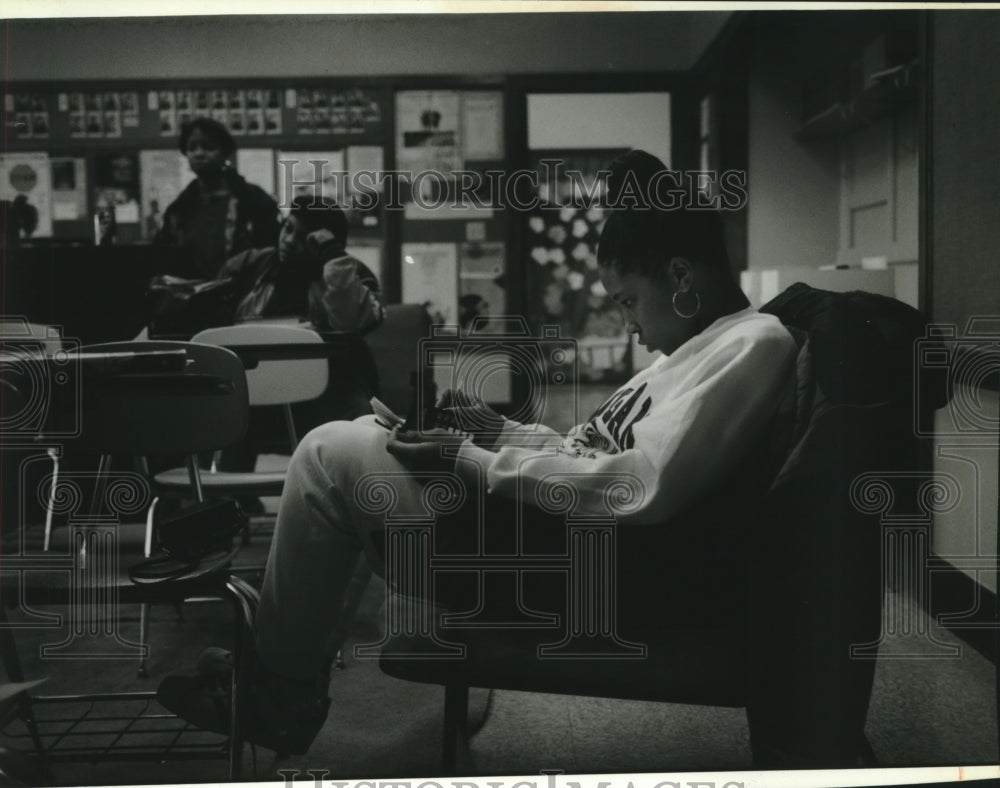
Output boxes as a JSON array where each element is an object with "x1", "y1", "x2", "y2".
[{"x1": 290, "y1": 420, "x2": 384, "y2": 476}]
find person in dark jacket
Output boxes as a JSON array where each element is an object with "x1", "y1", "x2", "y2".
[
  {"x1": 214, "y1": 198, "x2": 385, "y2": 497},
  {"x1": 157, "y1": 118, "x2": 279, "y2": 278},
  {"x1": 218, "y1": 196, "x2": 384, "y2": 333}
]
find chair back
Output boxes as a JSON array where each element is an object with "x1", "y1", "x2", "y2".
[
  {"x1": 363, "y1": 304, "x2": 432, "y2": 415},
  {"x1": 746, "y1": 285, "x2": 935, "y2": 766},
  {"x1": 0, "y1": 320, "x2": 64, "y2": 438},
  {"x1": 75, "y1": 341, "x2": 249, "y2": 457},
  {"x1": 193, "y1": 324, "x2": 328, "y2": 407}
]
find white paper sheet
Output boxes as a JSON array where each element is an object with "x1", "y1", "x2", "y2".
[
  {"x1": 401, "y1": 242, "x2": 458, "y2": 326},
  {"x1": 346, "y1": 146, "x2": 385, "y2": 194},
  {"x1": 276, "y1": 150, "x2": 346, "y2": 212},
  {"x1": 236, "y1": 148, "x2": 275, "y2": 199},
  {"x1": 50, "y1": 156, "x2": 87, "y2": 221},
  {"x1": 139, "y1": 149, "x2": 188, "y2": 240},
  {"x1": 396, "y1": 91, "x2": 462, "y2": 173},
  {"x1": 462, "y1": 92, "x2": 504, "y2": 160}
]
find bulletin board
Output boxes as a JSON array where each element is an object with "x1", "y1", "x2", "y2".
[{"x1": 2, "y1": 79, "x2": 393, "y2": 244}]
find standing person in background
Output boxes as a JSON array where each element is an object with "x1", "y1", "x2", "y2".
[{"x1": 157, "y1": 118, "x2": 279, "y2": 278}]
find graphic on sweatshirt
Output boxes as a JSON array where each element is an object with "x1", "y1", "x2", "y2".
[{"x1": 558, "y1": 381, "x2": 653, "y2": 458}]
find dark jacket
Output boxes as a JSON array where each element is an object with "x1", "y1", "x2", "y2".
[
  {"x1": 157, "y1": 169, "x2": 279, "y2": 278},
  {"x1": 218, "y1": 243, "x2": 385, "y2": 335}
]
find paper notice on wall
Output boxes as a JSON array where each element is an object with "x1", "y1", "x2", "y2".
[
  {"x1": 236, "y1": 149, "x2": 275, "y2": 199},
  {"x1": 402, "y1": 242, "x2": 458, "y2": 326},
  {"x1": 94, "y1": 152, "x2": 141, "y2": 227},
  {"x1": 462, "y1": 92, "x2": 503, "y2": 160},
  {"x1": 276, "y1": 150, "x2": 345, "y2": 212},
  {"x1": 0, "y1": 152, "x2": 53, "y2": 237},
  {"x1": 140, "y1": 149, "x2": 189, "y2": 240},
  {"x1": 459, "y1": 240, "x2": 508, "y2": 340},
  {"x1": 50, "y1": 157, "x2": 88, "y2": 221},
  {"x1": 347, "y1": 242, "x2": 382, "y2": 285},
  {"x1": 346, "y1": 146, "x2": 384, "y2": 194},
  {"x1": 396, "y1": 91, "x2": 462, "y2": 173}
]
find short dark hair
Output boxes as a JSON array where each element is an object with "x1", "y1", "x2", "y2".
[
  {"x1": 178, "y1": 118, "x2": 237, "y2": 160},
  {"x1": 288, "y1": 196, "x2": 349, "y2": 245},
  {"x1": 597, "y1": 149, "x2": 729, "y2": 277}
]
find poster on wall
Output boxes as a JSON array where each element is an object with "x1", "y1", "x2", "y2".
[
  {"x1": 346, "y1": 243, "x2": 382, "y2": 285},
  {"x1": 401, "y1": 242, "x2": 458, "y2": 326},
  {"x1": 139, "y1": 149, "x2": 189, "y2": 240},
  {"x1": 0, "y1": 152, "x2": 53, "y2": 237},
  {"x1": 236, "y1": 149, "x2": 276, "y2": 200},
  {"x1": 94, "y1": 152, "x2": 141, "y2": 227},
  {"x1": 396, "y1": 91, "x2": 463, "y2": 174},
  {"x1": 462, "y1": 92, "x2": 504, "y2": 160},
  {"x1": 50, "y1": 157, "x2": 88, "y2": 222},
  {"x1": 459, "y1": 241, "x2": 507, "y2": 332},
  {"x1": 276, "y1": 150, "x2": 345, "y2": 210}
]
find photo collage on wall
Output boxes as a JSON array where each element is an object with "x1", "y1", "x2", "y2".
[
  {"x1": 154, "y1": 88, "x2": 284, "y2": 137},
  {"x1": 9, "y1": 93, "x2": 53, "y2": 140},
  {"x1": 293, "y1": 88, "x2": 382, "y2": 136},
  {"x1": 66, "y1": 91, "x2": 140, "y2": 139}
]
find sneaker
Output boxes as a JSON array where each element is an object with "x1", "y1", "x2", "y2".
[{"x1": 157, "y1": 658, "x2": 330, "y2": 755}]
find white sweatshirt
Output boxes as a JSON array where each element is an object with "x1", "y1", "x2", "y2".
[{"x1": 456, "y1": 308, "x2": 797, "y2": 526}]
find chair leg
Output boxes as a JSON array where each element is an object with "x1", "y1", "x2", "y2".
[
  {"x1": 325, "y1": 556, "x2": 373, "y2": 671},
  {"x1": 0, "y1": 619, "x2": 50, "y2": 778},
  {"x1": 137, "y1": 603, "x2": 151, "y2": 678},
  {"x1": 43, "y1": 448, "x2": 59, "y2": 552},
  {"x1": 144, "y1": 496, "x2": 159, "y2": 558},
  {"x1": 226, "y1": 576, "x2": 260, "y2": 782},
  {"x1": 442, "y1": 683, "x2": 469, "y2": 775}
]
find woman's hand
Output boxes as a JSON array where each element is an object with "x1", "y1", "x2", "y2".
[
  {"x1": 385, "y1": 426, "x2": 467, "y2": 474},
  {"x1": 305, "y1": 228, "x2": 337, "y2": 252}
]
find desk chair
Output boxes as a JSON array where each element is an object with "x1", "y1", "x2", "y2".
[
  {"x1": 0, "y1": 319, "x2": 67, "y2": 552},
  {"x1": 376, "y1": 286, "x2": 944, "y2": 771},
  {"x1": 0, "y1": 341, "x2": 256, "y2": 779},
  {"x1": 151, "y1": 323, "x2": 329, "y2": 517}
]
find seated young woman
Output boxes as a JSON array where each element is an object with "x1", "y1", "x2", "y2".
[
  {"x1": 220, "y1": 195, "x2": 384, "y2": 333},
  {"x1": 157, "y1": 149, "x2": 798, "y2": 755}
]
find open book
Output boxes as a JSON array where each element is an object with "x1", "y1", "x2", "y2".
[
  {"x1": 370, "y1": 396, "x2": 405, "y2": 430},
  {"x1": 370, "y1": 395, "x2": 472, "y2": 439}
]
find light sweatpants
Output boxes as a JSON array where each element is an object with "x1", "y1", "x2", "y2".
[{"x1": 254, "y1": 415, "x2": 428, "y2": 681}]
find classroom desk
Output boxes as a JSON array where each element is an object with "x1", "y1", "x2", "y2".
[{"x1": 5, "y1": 244, "x2": 194, "y2": 345}]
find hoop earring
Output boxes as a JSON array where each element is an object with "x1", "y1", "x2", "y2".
[{"x1": 672, "y1": 290, "x2": 701, "y2": 319}]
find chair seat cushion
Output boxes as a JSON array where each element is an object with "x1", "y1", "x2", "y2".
[
  {"x1": 380, "y1": 618, "x2": 751, "y2": 708},
  {"x1": 153, "y1": 467, "x2": 286, "y2": 497}
]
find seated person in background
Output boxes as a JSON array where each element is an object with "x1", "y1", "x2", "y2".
[
  {"x1": 158, "y1": 149, "x2": 799, "y2": 755},
  {"x1": 220, "y1": 195, "x2": 384, "y2": 333},
  {"x1": 215, "y1": 198, "x2": 385, "y2": 489},
  {"x1": 157, "y1": 118, "x2": 280, "y2": 278}
]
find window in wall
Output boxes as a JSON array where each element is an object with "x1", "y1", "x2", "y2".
[
  {"x1": 525, "y1": 92, "x2": 671, "y2": 381},
  {"x1": 699, "y1": 92, "x2": 720, "y2": 202}
]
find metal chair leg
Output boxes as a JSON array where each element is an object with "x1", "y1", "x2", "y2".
[
  {"x1": 0, "y1": 618, "x2": 50, "y2": 779},
  {"x1": 43, "y1": 448, "x2": 59, "y2": 552},
  {"x1": 226, "y1": 576, "x2": 260, "y2": 782},
  {"x1": 442, "y1": 682, "x2": 469, "y2": 774},
  {"x1": 138, "y1": 603, "x2": 150, "y2": 678}
]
